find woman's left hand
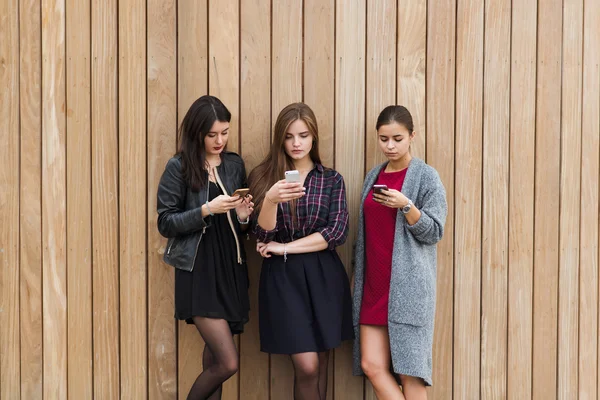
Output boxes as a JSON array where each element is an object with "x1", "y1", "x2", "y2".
[
  {"x1": 235, "y1": 194, "x2": 255, "y2": 221},
  {"x1": 256, "y1": 241, "x2": 284, "y2": 258},
  {"x1": 373, "y1": 188, "x2": 409, "y2": 209}
]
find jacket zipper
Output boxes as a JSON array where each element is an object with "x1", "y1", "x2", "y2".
[
  {"x1": 213, "y1": 167, "x2": 243, "y2": 264},
  {"x1": 187, "y1": 180, "x2": 210, "y2": 271}
]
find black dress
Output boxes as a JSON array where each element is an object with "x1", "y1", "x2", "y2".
[{"x1": 174, "y1": 181, "x2": 250, "y2": 334}]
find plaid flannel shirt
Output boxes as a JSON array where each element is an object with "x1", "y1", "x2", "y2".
[{"x1": 254, "y1": 164, "x2": 349, "y2": 250}]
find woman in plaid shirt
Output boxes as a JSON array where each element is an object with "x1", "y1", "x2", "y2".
[{"x1": 248, "y1": 103, "x2": 353, "y2": 400}]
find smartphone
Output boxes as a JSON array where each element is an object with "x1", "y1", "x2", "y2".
[
  {"x1": 285, "y1": 170, "x2": 301, "y2": 183},
  {"x1": 373, "y1": 184, "x2": 388, "y2": 194},
  {"x1": 232, "y1": 188, "x2": 250, "y2": 197}
]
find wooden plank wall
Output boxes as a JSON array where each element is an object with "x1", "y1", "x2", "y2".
[{"x1": 1, "y1": 1, "x2": 599, "y2": 399}]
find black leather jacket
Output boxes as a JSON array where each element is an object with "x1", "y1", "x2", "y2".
[{"x1": 157, "y1": 151, "x2": 248, "y2": 271}]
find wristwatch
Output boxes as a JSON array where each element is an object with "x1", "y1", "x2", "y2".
[{"x1": 401, "y1": 199, "x2": 413, "y2": 214}]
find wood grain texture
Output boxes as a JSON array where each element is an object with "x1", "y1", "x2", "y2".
[
  {"x1": 177, "y1": 1, "x2": 208, "y2": 397},
  {"x1": 208, "y1": 1, "x2": 241, "y2": 398},
  {"x1": 0, "y1": 0, "x2": 21, "y2": 397},
  {"x1": 147, "y1": 0, "x2": 177, "y2": 398},
  {"x1": 41, "y1": 0, "x2": 68, "y2": 398},
  {"x1": 426, "y1": 0, "x2": 456, "y2": 398},
  {"x1": 66, "y1": 0, "x2": 93, "y2": 397},
  {"x1": 365, "y1": 0, "x2": 396, "y2": 171},
  {"x1": 508, "y1": 1, "x2": 537, "y2": 398},
  {"x1": 397, "y1": 0, "x2": 426, "y2": 160},
  {"x1": 481, "y1": 0, "x2": 510, "y2": 398},
  {"x1": 558, "y1": 1, "x2": 583, "y2": 399},
  {"x1": 209, "y1": 0, "x2": 240, "y2": 155},
  {"x1": 271, "y1": 0, "x2": 302, "y2": 115},
  {"x1": 334, "y1": 1, "x2": 366, "y2": 398},
  {"x1": 533, "y1": 1, "x2": 562, "y2": 399},
  {"x1": 304, "y1": 0, "x2": 335, "y2": 168},
  {"x1": 19, "y1": 0, "x2": 43, "y2": 398},
  {"x1": 91, "y1": 0, "x2": 120, "y2": 397},
  {"x1": 454, "y1": 0, "x2": 483, "y2": 398},
  {"x1": 580, "y1": 1, "x2": 600, "y2": 398},
  {"x1": 269, "y1": 0, "x2": 303, "y2": 396},
  {"x1": 118, "y1": 0, "x2": 148, "y2": 397},
  {"x1": 239, "y1": 0, "x2": 271, "y2": 397}
]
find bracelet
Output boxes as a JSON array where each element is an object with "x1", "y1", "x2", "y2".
[
  {"x1": 237, "y1": 214, "x2": 250, "y2": 224},
  {"x1": 205, "y1": 201, "x2": 214, "y2": 216},
  {"x1": 283, "y1": 242, "x2": 287, "y2": 262}
]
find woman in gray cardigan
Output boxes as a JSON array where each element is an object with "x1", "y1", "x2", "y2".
[{"x1": 352, "y1": 106, "x2": 447, "y2": 399}]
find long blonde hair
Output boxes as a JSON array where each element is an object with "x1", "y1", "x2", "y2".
[{"x1": 248, "y1": 103, "x2": 322, "y2": 213}]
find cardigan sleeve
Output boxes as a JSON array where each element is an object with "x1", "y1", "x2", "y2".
[{"x1": 406, "y1": 168, "x2": 447, "y2": 245}]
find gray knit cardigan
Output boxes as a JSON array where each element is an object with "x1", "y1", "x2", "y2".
[{"x1": 352, "y1": 158, "x2": 447, "y2": 386}]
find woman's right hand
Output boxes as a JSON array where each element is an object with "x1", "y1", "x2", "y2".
[
  {"x1": 265, "y1": 179, "x2": 305, "y2": 204},
  {"x1": 207, "y1": 195, "x2": 244, "y2": 214}
]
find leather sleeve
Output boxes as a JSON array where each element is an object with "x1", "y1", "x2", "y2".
[{"x1": 157, "y1": 157, "x2": 208, "y2": 238}]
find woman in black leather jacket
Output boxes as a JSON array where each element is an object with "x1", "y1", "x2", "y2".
[{"x1": 157, "y1": 95, "x2": 254, "y2": 400}]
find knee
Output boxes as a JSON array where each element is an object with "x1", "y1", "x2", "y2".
[
  {"x1": 216, "y1": 357, "x2": 239, "y2": 379},
  {"x1": 361, "y1": 358, "x2": 387, "y2": 380},
  {"x1": 295, "y1": 362, "x2": 319, "y2": 381}
]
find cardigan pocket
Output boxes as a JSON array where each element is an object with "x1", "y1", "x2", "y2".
[{"x1": 389, "y1": 266, "x2": 434, "y2": 327}]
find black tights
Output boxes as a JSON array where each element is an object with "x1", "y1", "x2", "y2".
[
  {"x1": 186, "y1": 317, "x2": 238, "y2": 400},
  {"x1": 290, "y1": 351, "x2": 330, "y2": 400}
]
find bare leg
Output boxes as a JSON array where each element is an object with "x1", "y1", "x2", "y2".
[
  {"x1": 290, "y1": 352, "x2": 321, "y2": 400},
  {"x1": 360, "y1": 325, "x2": 405, "y2": 400},
  {"x1": 399, "y1": 375, "x2": 427, "y2": 400},
  {"x1": 186, "y1": 317, "x2": 238, "y2": 400}
]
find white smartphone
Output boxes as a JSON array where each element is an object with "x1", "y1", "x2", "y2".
[{"x1": 285, "y1": 170, "x2": 301, "y2": 183}]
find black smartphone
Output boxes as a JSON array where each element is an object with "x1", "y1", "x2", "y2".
[{"x1": 373, "y1": 184, "x2": 388, "y2": 194}]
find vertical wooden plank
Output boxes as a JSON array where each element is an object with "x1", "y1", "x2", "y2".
[
  {"x1": 304, "y1": 0, "x2": 335, "y2": 168},
  {"x1": 453, "y1": 0, "x2": 483, "y2": 398},
  {"x1": 66, "y1": 0, "x2": 93, "y2": 397},
  {"x1": 41, "y1": 0, "x2": 68, "y2": 397},
  {"x1": 533, "y1": 1, "x2": 562, "y2": 399},
  {"x1": 365, "y1": 0, "x2": 396, "y2": 171},
  {"x1": 579, "y1": 0, "x2": 600, "y2": 398},
  {"x1": 0, "y1": 0, "x2": 21, "y2": 397},
  {"x1": 334, "y1": 0, "x2": 366, "y2": 399},
  {"x1": 558, "y1": 0, "x2": 583, "y2": 398},
  {"x1": 239, "y1": 0, "x2": 271, "y2": 397},
  {"x1": 209, "y1": 0, "x2": 240, "y2": 154},
  {"x1": 148, "y1": 0, "x2": 177, "y2": 398},
  {"x1": 426, "y1": 0, "x2": 455, "y2": 398},
  {"x1": 92, "y1": 0, "x2": 120, "y2": 397},
  {"x1": 303, "y1": 2, "x2": 336, "y2": 397},
  {"x1": 177, "y1": 1, "x2": 208, "y2": 397},
  {"x1": 508, "y1": 1, "x2": 537, "y2": 398},
  {"x1": 270, "y1": 0, "x2": 303, "y2": 396},
  {"x1": 397, "y1": 0, "x2": 426, "y2": 160},
  {"x1": 119, "y1": 0, "x2": 148, "y2": 397},
  {"x1": 19, "y1": 0, "x2": 43, "y2": 398},
  {"x1": 208, "y1": 2, "x2": 241, "y2": 398},
  {"x1": 481, "y1": 0, "x2": 510, "y2": 398},
  {"x1": 364, "y1": 3, "x2": 396, "y2": 397},
  {"x1": 272, "y1": 0, "x2": 302, "y2": 113}
]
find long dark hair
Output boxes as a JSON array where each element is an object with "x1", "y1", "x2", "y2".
[
  {"x1": 178, "y1": 95, "x2": 231, "y2": 191},
  {"x1": 248, "y1": 103, "x2": 322, "y2": 213}
]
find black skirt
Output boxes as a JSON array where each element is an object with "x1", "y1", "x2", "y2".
[
  {"x1": 258, "y1": 249, "x2": 354, "y2": 354},
  {"x1": 174, "y1": 182, "x2": 250, "y2": 334}
]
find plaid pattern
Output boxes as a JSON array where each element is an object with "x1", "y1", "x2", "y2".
[{"x1": 254, "y1": 164, "x2": 349, "y2": 250}]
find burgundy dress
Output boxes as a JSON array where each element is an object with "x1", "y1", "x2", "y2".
[{"x1": 359, "y1": 168, "x2": 407, "y2": 325}]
